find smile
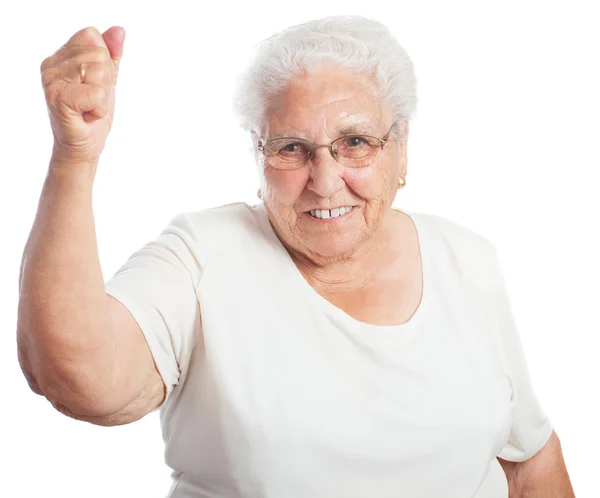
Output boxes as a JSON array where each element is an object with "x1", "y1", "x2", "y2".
[{"x1": 308, "y1": 206, "x2": 356, "y2": 219}]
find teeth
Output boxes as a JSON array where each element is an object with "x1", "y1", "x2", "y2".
[{"x1": 309, "y1": 206, "x2": 353, "y2": 219}]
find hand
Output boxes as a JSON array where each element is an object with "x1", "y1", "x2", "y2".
[{"x1": 41, "y1": 26, "x2": 126, "y2": 167}]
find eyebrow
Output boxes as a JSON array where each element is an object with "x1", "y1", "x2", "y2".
[
  {"x1": 339, "y1": 124, "x2": 374, "y2": 135},
  {"x1": 269, "y1": 122, "x2": 377, "y2": 141}
]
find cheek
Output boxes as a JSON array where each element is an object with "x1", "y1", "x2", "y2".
[
  {"x1": 265, "y1": 168, "x2": 308, "y2": 204},
  {"x1": 345, "y1": 164, "x2": 392, "y2": 199}
]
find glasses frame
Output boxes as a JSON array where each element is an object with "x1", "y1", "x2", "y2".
[{"x1": 257, "y1": 123, "x2": 395, "y2": 170}]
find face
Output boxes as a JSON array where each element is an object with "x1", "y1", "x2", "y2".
[{"x1": 252, "y1": 64, "x2": 408, "y2": 265}]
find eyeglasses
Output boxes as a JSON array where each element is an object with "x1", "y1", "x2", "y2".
[{"x1": 257, "y1": 123, "x2": 395, "y2": 170}]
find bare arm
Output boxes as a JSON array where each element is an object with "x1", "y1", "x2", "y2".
[
  {"x1": 17, "y1": 159, "x2": 164, "y2": 425},
  {"x1": 498, "y1": 430, "x2": 575, "y2": 497},
  {"x1": 18, "y1": 26, "x2": 166, "y2": 425}
]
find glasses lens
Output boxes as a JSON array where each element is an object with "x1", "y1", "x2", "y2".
[
  {"x1": 333, "y1": 136, "x2": 382, "y2": 167},
  {"x1": 263, "y1": 139, "x2": 312, "y2": 169}
]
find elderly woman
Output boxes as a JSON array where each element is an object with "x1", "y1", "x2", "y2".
[{"x1": 18, "y1": 16, "x2": 574, "y2": 498}]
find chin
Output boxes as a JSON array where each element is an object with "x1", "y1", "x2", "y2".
[{"x1": 303, "y1": 234, "x2": 360, "y2": 261}]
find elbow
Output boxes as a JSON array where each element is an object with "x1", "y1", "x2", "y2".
[
  {"x1": 17, "y1": 327, "x2": 124, "y2": 420},
  {"x1": 42, "y1": 375, "x2": 158, "y2": 427},
  {"x1": 19, "y1": 350, "x2": 125, "y2": 420},
  {"x1": 17, "y1": 333, "x2": 45, "y2": 397},
  {"x1": 21, "y1": 367, "x2": 45, "y2": 397},
  {"x1": 37, "y1": 367, "x2": 127, "y2": 420}
]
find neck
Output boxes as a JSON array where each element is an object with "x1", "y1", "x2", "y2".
[{"x1": 282, "y1": 210, "x2": 401, "y2": 296}]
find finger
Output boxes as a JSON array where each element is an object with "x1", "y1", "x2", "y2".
[
  {"x1": 101, "y1": 26, "x2": 126, "y2": 73},
  {"x1": 41, "y1": 45, "x2": 111, "y2": 73},
  {"x1": 78, "y1": 61, "x2": 113, "y2": 88},
  {"x1": 42, "y1": 60, "x2": 113, "y2": 89},
  {"x1": 46, "y1": 83, "x2": 108, "y2": 119},
  {"x1": 64, "y1": 26, "x2": 107, "y2": 50}
]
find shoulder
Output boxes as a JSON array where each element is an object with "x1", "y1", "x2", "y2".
[
  {"x1": 169, "y1": 201, "x2": 270, "y2": 258},
  {"x1": 171, "y1": 201, "x2": 264, "y2": 240},
  {"x1": 416, "y1": 210, "x2": 493, "y2": 249},
  {"x1": 410, "y1": 209, "x2": 498, "y2": 290}
]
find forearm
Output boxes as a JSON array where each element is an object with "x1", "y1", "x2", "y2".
[
  {"x1": 17, "y1": 155, "x2": 116, "y2": 415},
  {"x1": 518, "y1": 459, "x2": 575, "y2": 497},
  {"x1": 500, "y1": 432, "x2": 575, "y2": 497}
]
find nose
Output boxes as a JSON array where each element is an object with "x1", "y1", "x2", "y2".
[{"x1": 306, "y1": 146, "x2": 346, "y2": 198}]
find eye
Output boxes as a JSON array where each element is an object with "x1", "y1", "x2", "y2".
[
  {"x1": 277, "y1": 141, "x2": 311, "y2": 157},
  {"x1": 281, "y1": 142, "x2": 304, "y2": 153},
  {"x1": 344, "y1": 136, "x2": 368, "y2": 147},
  {"x1": 264, "y1": 139, "x2": 309, "y2": 157}
]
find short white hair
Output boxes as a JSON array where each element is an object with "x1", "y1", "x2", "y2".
[{"x1": 232, "y1": 15, "x2": 418, "y2": 141}]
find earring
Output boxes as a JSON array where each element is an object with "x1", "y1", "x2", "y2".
[
  {"x1": 398, "y1": 177, "x2": 406, "y2": 189},
  {"x1": 257, "y1": 188, "x2": 262, "y2": 200}
]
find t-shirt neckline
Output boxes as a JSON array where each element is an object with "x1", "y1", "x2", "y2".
[{"x1": 254, "y1": 202, "x2": 434, "y2": 334}]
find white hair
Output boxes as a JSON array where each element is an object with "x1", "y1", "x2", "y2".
[{"x1": 232, "y1": 15, "x2": 418, "y2": 142}]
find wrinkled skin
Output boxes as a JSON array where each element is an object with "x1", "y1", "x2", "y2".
[{"x1": 252, "y1": 64, "x2": 409, "y2": 289}]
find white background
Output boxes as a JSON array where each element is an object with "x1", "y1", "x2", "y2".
[{"x1": 1, "y1": 0, "x2": 598, "y2": 496}]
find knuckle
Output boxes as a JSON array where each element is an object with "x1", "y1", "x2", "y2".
[
  {"x1": 40, "y1": 62, "x2": 70, "y2": 88},
  {"x1": 40, "y1": 67, "x2": 53, "y2": 87},
  {"x1": 89, "y1": 84, "x2": 107, "y2": 102},
  {"x1": 95, "y1": 65, "x2": 110, "y2": 85},
  {"x1": 79, "y1": 26, "x2": 102, "y2": 41},
  {"x1": 65, "y1": 26, "x2": 103, "y2": 51},
  {"x1": 44, "y1": 82, "x2": 61, "y2": 108},
  {"x1": 97, "y1": 46, "x2": 112, "y2": 63},
  {"x1": 52, "y1": 81, "x2": 68, "y2": 101},
  {"x1": 79, "y1": 46, "x2": 111, "y2": 64},
  {"x1": 102, "y1": 63, "x2": 116, "y2": 84},
  {"x1": 40, "y1": 54, "x2": 60, "y2": 73},
  {"x1": 40, "y1": 57, "x2": 50, "y2": 73}
]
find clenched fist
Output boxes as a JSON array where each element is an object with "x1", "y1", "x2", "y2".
[{"x1": 41, "y1": 26, "x2": 126, "y2": 168}]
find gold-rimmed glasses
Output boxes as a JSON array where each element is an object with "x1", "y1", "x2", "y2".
[{"x1": 257, "y1": 123, "x2": 395, "y2": 170}]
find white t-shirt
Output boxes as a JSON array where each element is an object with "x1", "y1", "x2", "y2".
[{"x1": 104, "y1": 202, "x2": 553, "y2": 498}]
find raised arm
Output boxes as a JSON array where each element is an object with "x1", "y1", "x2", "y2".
[{"x1": 17, "y1": 26, "x2": 164, "y2": 426}]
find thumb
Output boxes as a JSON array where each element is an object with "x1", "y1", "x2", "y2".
[{"x1": 102, "y1": 26, "x2": 126, "y2": 73}]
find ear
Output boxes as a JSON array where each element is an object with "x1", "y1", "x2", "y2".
[
  {"x1": 398, "y1": 128, "x2": 408, "y2": 178},
  {"x1": 397, "y1": 118, "x2": 408, "y2": 165},
  {"x1": 397, "y1": 119, "x2": 409, "y2": 140},
  {"x1": 400, "y1": 139, "x2": 408, "y2": 176}
]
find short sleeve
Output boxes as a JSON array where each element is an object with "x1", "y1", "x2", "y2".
[
  {"x1": 490, "y1": 243, "x2": 554, "y2": 462},
  {"x1": 104, "y1": 212, "x2": 203, "y2": 412}
]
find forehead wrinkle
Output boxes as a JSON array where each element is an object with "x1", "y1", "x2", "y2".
[
  {"x1": 332, "y1": 114, "x2": 381, "y2": 136},
  {"x1": 265, "y1": 65, "x2": 382, "y2": 132},
  {"x1": 265, "y1": 79, "x2": 382, "y2": 141},
  {"x1": 265, "y1": 86, "x2": 382, "y2": 141}
]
